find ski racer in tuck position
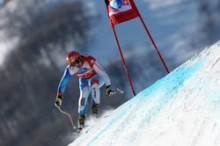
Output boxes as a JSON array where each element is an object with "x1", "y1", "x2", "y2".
[{"x1": 55, "y1": 51, "x2": 115, "y2": 130}]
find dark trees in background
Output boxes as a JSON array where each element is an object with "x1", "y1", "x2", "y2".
[
  {"x1": 0, "y1": 0, "x2": 126, "y2": 145},
  {"x1": 0, "y1": 0, "x2": 96, "y2": 146},
  {"x1": 3, "y1": 0, "x2": 92, "y2": 69}
]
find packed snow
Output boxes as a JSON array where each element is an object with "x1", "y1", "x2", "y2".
[{"x1": 69, "y1": 41, "x2": 220, "y2": 146}]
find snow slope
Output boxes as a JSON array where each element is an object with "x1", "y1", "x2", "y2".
[{"x1": 69, "y1": 41, "x2": 220, "y2": 146}]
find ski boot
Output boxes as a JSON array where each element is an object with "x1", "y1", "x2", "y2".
[
  {"x1": 77, "y1": 114, "x2": 86, "y2": 133},
  {"x1": 92, "y1": 103, "x2": 99, "y2": 117}
]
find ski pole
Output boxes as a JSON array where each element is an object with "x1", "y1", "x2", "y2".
[
  {"x1": 111, "y1": 87, "x2": 124, "y2": 94},
  {"x1": 57, "y1": 107, "x2": 76, "y2": 130},
  {"x1": 116, "y1": 88, "x2": 124, "y2": 94}
]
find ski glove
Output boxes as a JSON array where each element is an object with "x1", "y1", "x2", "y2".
[
  {"x1": 55, "y1": 95, "x2": 63, "y2": 108},
  {"x1": 106, "y1": 85, "x2": 115, "y2": 96}
]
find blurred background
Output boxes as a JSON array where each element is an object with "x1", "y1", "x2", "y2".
[{"x1": 0, "y1": 0, "x2": 219, "y2": 145}]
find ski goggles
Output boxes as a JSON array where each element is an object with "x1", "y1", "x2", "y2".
[{"x1": 71, "y1": 59, "x2": 81, "y2": 67}]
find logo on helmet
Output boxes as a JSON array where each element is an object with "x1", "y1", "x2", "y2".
[{"x1": 109, "y1": 0, "x2": 123, "y2": 9}]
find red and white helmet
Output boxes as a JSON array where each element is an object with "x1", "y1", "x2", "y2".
[{"x1": 66, "y1": 51, "x2": 81, "y2": 65}]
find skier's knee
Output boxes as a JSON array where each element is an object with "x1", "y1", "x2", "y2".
[
  {"x1": 80, "y1": 98, "x2": 86, "y2": 106},
  {"x1": 78, "y1": 97, "x2": 87, "y2": 114},
  {"x1": 91, "y1": 85, "x2": 100, "y2": 104}
]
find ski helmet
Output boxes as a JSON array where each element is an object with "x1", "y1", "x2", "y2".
[{"x1": 66, "y1": 51, "x2": 81, "y2": 66}]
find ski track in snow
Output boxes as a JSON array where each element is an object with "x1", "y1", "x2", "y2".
[{"x1": 69, "y1": 41, "x2": 220, "y2": 146}]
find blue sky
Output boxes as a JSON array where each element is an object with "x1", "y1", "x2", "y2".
[{"x1": 84, "y1": 0, "x2": 201, "y2": 68}]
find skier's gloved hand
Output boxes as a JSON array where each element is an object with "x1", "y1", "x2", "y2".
[
  {"x1": 55, "y1": 95, "x2": 63, "y2": 108},
  {"x1": 106, "y1": 85, "x2": 115, "y2": 96}
]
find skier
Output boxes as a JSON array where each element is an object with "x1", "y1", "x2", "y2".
[{"x1": 55, "y1": 51, "x2": 115, "y2": 130}]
